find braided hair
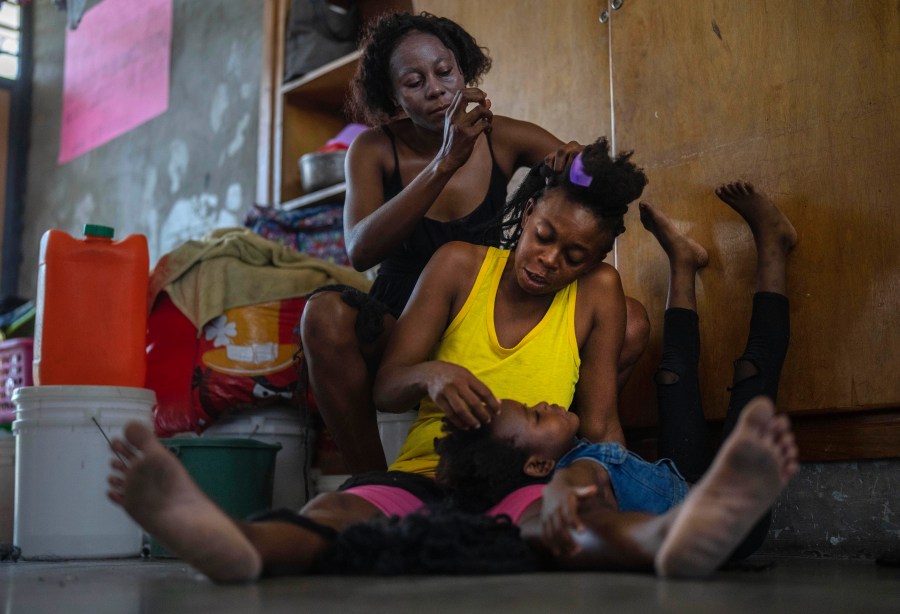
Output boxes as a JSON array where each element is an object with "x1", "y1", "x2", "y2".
[
  {"x1": 348, "y1": 12, "x2": 492, "y2": 126},
  {"x1": 499, "y1": 136, "x2": 648, "y2": 248}
]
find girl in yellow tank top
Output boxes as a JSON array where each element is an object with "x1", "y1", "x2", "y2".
[{"x1": 390, "y1": 247, "x2": 580, "y2": 475}]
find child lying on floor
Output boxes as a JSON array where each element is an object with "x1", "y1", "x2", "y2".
[{"x1": 435, "y1": 395, "x2": 796, "y2": 574}]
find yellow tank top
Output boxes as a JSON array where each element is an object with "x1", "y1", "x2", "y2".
[{"x1": 389, "y1": 247, "x2": 581, "y2": 476}]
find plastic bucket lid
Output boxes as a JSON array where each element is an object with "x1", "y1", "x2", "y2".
[
  {"x1": 12, "y1": 386, "x2": 156, "y2": 433},
  {"x1": 12, "y1": 385, "x2": 156, "y2": 406}
]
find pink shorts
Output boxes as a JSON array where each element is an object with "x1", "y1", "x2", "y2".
[
  {"x1": 344, "y1": 483, "x2": 546, "y2": 524},
  {"x1": 485, "y1": 484, "x2": 546, "y2": 524},
  {"x1": 342, "y1": 485, "x2": 427, "y2": 518}
]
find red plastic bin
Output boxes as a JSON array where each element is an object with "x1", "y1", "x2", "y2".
[{"x1": 0, "y1": 338, "x2": 33, "y2": 420}]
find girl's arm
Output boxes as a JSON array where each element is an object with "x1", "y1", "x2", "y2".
[
  {"x1": 541, "y1": 459, "x2": 617, "y2": 556},
  {"x1": 573, "y1": 263, "x2": 628, "y2": 445},
  {"x1": 373, "y1": 242, "x2": 501, "y2": 428},
  {"x1": 343, "y1": 89, "x2": 493, "y2": 271}
]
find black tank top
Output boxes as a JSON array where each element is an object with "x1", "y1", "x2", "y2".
[{"x1": 368, "y1": 126, "x2": 507, "y2": 318}]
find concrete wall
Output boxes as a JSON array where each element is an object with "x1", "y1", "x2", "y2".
[
  {"x1": 19, "y1": 0, "x2": 263, "y2": 297},
  {"x1": 763, "y1": 461, "x2": 900, "y2": 560}
]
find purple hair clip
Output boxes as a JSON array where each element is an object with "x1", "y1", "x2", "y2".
[{"x1": 568, "y1": 152, "x2": 592, "y2": 187}]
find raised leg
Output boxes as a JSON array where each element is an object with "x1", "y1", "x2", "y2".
[
  {"x1": 640, "y1": 202, "x2": 711, "y2": 482},
  {"x1": 300, "y1": 290, "x2": 395, "y2": 473},
  {"x1": 715, "y1": 182, "x2": 796, "y2": 436}
]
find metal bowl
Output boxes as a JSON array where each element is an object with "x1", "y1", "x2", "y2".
[{"x1": 298, "y1": 151, "x2": 347, "y2": 193}]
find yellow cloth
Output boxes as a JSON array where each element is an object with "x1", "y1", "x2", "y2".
[
  {"x1": 389, "y1": 247, "x2": 581, "y2": 476},
  {"x1": 148, "y1": 227, "x2": 371, "y2": 328}
]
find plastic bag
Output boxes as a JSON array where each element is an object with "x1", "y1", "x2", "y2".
[{"x1": 148, "y1": 294, "x2": 308, "y2": 437}]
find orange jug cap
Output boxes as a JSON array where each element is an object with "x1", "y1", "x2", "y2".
[{"x1": 83, "y1": 224, "x2": 114, "y2": 239}]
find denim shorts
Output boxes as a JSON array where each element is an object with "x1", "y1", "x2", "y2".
[{"x1": 557, "y1": 440, "x2": 689, "y2": 514}]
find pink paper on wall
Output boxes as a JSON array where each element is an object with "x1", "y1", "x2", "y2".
[{"x1": 58, "y1": 0, "x2": 172, "y2": 164}]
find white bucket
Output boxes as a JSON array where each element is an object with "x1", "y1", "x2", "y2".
[
  {"x1": 202, "y1": 406, "x2": 315, "y2": 510},
  {"x1": 11, "y1": 385, "x2": 155, "y2": 559},
  {"x1": 377, "y1": 409, "x2": 418, "y2": 465},
  {"x1": 0, "y1": 434, "x2": 14, "y2": 542}
]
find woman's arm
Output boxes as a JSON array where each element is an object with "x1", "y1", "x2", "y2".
[
  {"x1": 489, "y1": 116, "x2": 584, "y2": 174},
  {"x1": 373, "y1": 242, "x2": 501, "y2": 428},
  {"x1": 573, "y1": 263, "x2": 628, "y2": 445},
  {"x1": 343, "y1": 89, "x2": 493, "y2": 271}
]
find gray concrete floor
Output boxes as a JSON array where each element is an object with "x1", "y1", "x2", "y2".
[{"x1": 2, "y1": 556, "x2": 898, "y2": 613}]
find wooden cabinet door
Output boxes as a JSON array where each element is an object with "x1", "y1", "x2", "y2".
[
  {"x1": 609, "y1": 1, "x2": 900, "y2": 437},
  {"x1": 0, "y1": 88, "x2": 9, "y2": 272}
]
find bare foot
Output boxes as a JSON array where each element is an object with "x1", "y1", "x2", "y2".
[
  {"x1": 715, "y1": 182, "x2": 797, "y2": 255},
  {"x1": 107, "y1": 422, "x2": 262, "y2": 582},
  {"x1": 654, "y1": 397, "x2": 798, "y2": 578},
  {"x1": 639, "y1": 202, "x2": 709, "y2": 271}
]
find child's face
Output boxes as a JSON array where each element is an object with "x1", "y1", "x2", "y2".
[
  {"x1": 491, "y1": 399, "x2": 580, "y2": 461},
  {"x1": 513, "y1": 192, "x2": 616, "y2": 295}
]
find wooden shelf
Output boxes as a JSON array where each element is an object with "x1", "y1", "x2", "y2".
[
  {"x1": 259, "y1": 0, "x2": 412, "y2": 207},
  {"x1": 280, "y1": 183, "x2": 346, "y2": 211},
  {"x1": 281, "y1": 51, "x2": 361, "y2": 103}
]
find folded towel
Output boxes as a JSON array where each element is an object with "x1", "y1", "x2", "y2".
[{"x1": 149, "y1": 227, "x2": 371, "y2": 328}]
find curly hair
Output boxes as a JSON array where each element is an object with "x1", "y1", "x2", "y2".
[
  {"x1": 434, "y1": 420, "x2": 548, "y2": 514},
  {"x1": 347, "y1": 11, "x2": 492, "y2": 125},
  {"x1": 498, "y1": 136, "x2": 648, "y2": 248},
  {"x1": 314, "y1": 505, "x2": 540, "y2": 575}
]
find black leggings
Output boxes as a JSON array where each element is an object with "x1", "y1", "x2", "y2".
[{"x1": 655, "y1": 291, "x2": 790, "y2": 559}]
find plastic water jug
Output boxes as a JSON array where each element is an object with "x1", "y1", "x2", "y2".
[{"x1": 33, "y1": 224, "x2": 149, "y2": 387}]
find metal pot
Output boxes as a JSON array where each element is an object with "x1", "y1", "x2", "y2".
[{"x1": 298, "y1": 151, "x2": 347, "y2": 192}]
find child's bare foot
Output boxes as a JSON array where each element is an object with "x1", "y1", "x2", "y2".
[
  {"x1": 715, "y1": 182, "x2": 797, "y2": 251},
  {"x1": 107, "y1": 422, "x2": 262, "y2": 582},
  {"x1": 654, "y1": 397, "x2": 798, "y2": 578},
  {"x1": 640, "y1": 202, "x2": 709, "y2": 310},
  {"x1": 639, "y1": 202, "x2": 709, "y2": 271}
]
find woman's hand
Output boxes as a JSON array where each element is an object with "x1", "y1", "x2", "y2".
[
  {"x1": 544, "y1": 141, "x2": 584, "y2": 174},
  {"x1": 436, "y1": 88, "x2": 494, "y2": 172},
  {"x1": 423, "y1": 360, "x2": 500, "y2": 429}
]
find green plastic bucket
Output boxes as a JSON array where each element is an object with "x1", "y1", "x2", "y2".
[{"x1": 149, "y1": 437, "x2": 281, "y2": 557}]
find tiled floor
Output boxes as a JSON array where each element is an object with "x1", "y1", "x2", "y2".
[{"x1": 2, "y1": 556, "x2": 898, "y2": 613}]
